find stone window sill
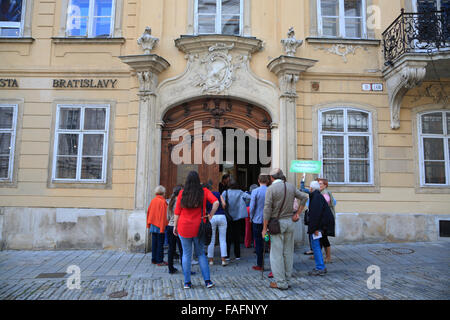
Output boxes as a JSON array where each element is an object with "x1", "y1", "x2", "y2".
[
  {"x1": 306, "y1": 37, "x2": 381, "y2": 46},
  {"x1": 327, "y1": 184, "x2": 380, "y2": 193},
  {"x1": 415, "y1": 186, "x2": 450, "y2": 194},
  {"x1": 48, "y1": 181, "x2": 112, "y2": 190},
  {"x1": 51, "y1": 37, "x2": 126, "y2": 44},
  {"x1": 0, "y1": 37, "x2": 34, "y2": 44}
]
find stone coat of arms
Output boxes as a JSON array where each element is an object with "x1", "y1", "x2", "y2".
[{"x1": 192, "y1": 43, "x2": 243, "y2": 94}]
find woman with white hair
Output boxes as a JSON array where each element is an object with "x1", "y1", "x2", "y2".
[
  {"x1": 147, "y1": 185, "x2": 169, "y2": 266},
  {"x1": 307, "y1": 181, "x2": 335, "y2": 276}
]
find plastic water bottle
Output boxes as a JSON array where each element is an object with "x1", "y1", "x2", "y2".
[{"x1": 264, "y1": 234, "x2": 270, "y2": 242}]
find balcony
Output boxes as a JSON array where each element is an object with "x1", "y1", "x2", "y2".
[
  {"x1": 382, "y1": 9, "x2": 450, "y2": 130},
  {"x1": 383, "y1": 9, "x2": 450, "y2": 63}
]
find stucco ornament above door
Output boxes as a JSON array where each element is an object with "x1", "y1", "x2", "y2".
[
  {"x1": 157, "y1": 35, "x2": 279, "y2": 124},
  {"x1": 192, "y1": 43, "x2": 241, "y2": 94}
]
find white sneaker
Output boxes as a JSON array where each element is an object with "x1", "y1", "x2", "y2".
[
  {"x1": 222, "y1": 260, "x2": 228, "y2": 266},
  {"x1": 192, "y1": 260, "x2": 199, "y2": 265},
  {"x1": 209, "y1": 260, "x2": 214, "y2": 265}
]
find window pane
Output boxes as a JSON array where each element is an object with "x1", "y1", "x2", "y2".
[
  {"x1": 0, "y1": 0, "x2": 23, "y2": 22},
  {"x1": 349, "y1": 136, "x2": 369, "y2": 158},
  {"x1": 59, "y1": 108, "x2": 80, "y2": 130},
  {"x1": 82, "y1": 134, "x2": 104, "y2": 156},
  {"x1": 423, "y1": 138, "x2": 444, "y2": 160},
  {"x1": 323, "y1": 136, "x2": 344, "y2": 158},
  {"x1": 84, "y1": 108, "x2": 106, "y2": 130},
  {"x1": 56, "y1": 157, "x2": 77, "y2": 179},
  {"x1": 323, "y1": 159, "x2": 345, "y2": 182},
  {"x1": 0, "y1": 27, "x2": 20, "y2": 37},
  {"x1": 198, "y1": 15, "x2": 216, "y2": 33},
  {"x1": 221, "y1": 15, "x2": 239, "y2": 35},
  {"x1": 94, "y1": 0, "x2": 112, "y2": 16},
  {"x1": 424, "y1": 161, "x2": 446, "y2": 184},
  {"x1": 350, "y1": 160, "x2": 369, "y2": 182},
  {"x1": 345, "y1": 17, "x2": 361, "y2": 38},
  {"x1": 69, "y1": 0, "x2": 90, "y2": 16},
  {"x1": 0, "y1": 107, "x2": 14, "y2": 129},
  {"x1": 222, "y1": 0, "x2": 240, "y2": 14},
  {"x1": 81, "y1": 157, "x2": 102, "y2": 179},
  {"x1": 198, "y1": 0, "x2": 216, "y2": 14},
  {"x1": 92, "y1": 17, "x2": 111, "y2": 37},
  {"x1": 322, "y1": 17, "x2": 338, "y2": 36},
  {"x1": 347, "y1": 110, "x2": 369, "y2": 132},
  {"x1": 0, "y1": 133, "x2": 12, "y2": 154},
  {"x1": 67, "y1": 16, "x2": 88, "y2": 36},
  {"x1": 421, "y1": 112, "x2": 443, "y2": 134},
  {"x1": 322, "y1": 110, "x2": 344, "y2": 132},
  {"x1": 57, "y1": 134, "x2": 79, "y2": 156},
  {"x1": 321, "y1": 0, "x2": 339, "y2": 16},
  {"x1": 344, "y1": 0, "x2": 362, "y2": 17},
  {"x1": 0, "y1": 156, "x2": 9, "y2": 178}
]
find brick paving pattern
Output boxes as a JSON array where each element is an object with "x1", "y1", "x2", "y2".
[{"x1": 0, "y1": 241, "x2": 449, "y2": 300}]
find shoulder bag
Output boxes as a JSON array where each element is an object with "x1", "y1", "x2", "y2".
[
  {"x1": 224, "y1": 190, "x2": 233, "y2": 223},
  {"x1": 268, "y1": 182, "x2": 286, "y2": 235},
  {"x1": 197, "y1": 190, "x2": 212, "y2": 246}
]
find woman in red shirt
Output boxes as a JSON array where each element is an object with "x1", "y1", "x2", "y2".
[{"x1": 174, "y1": 171, "x2": 219, "y2": 289}]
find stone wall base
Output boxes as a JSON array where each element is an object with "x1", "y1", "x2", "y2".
[
  {"x1": 294, "y1": 212, "x2": 450, "y2": 248},
  {"x1": 1, "y1": 208, "x2": 449, "y2": 251},
  {"x1": 0, "y1": 207, "x2": 146, "y2": 252}
]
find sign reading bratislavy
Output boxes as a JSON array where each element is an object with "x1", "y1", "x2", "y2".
[
  {"x1": 53, "y1": 79, "x2": 118, "y2": 88},
  {"x1": 290, "y1": 160, "x2": 322, "y2": 174}
]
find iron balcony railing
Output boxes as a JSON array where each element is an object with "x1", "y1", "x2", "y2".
[{"x1": 382, "y1": 9, "x2": 450, "y2": 64}]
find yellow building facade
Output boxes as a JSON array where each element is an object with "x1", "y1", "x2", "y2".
[{"x1": 0, "y1": 0, "x2": 449, "y2": 250}]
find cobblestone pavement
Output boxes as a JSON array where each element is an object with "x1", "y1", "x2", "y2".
[{"x1": 0, "y1": 241, "x2": 449, "y2": 300}]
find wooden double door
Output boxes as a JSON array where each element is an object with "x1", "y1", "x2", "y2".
[{"x1": 160, "y1": 98, "x2": 272, "y2": 197}]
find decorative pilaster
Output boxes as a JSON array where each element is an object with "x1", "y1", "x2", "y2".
[
  {"x1": 383, "y1": 58, "x2": 427, "y2": 129},
  {"x1": 267, "y1": 55, "x2": 317, "y2": 184},
  {"x1": 119, "y1": 31, "x2": 170, "y2": 210}
]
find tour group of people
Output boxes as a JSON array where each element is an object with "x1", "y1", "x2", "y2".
[{"x1": 146, "y1": 168, "x2": 336, "y2": 290}]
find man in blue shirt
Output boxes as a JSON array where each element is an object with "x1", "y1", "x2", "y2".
[{"x1": 249, "y1": 174, "x2": 270, "y2": 271}]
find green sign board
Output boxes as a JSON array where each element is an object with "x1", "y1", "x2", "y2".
[{"x1": 290, "y1": 160, "x2": 322, "y2": 174}]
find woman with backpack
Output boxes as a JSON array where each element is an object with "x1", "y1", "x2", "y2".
[{"x1": 173, "y1": 171, "x2": 220, "y2": 289}]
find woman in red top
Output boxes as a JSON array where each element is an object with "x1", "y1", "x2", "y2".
[{"x1": 173, "y1": 171, "x2": 219, "y2": 289}]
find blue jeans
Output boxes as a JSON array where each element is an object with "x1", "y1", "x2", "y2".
[
  {"x1": 179, "y1": 235, "x2": 211, "y2": 284},
  {"x1": 151, "y1": 232, "x2": 165, "y2": 263},
  {"x1": 310, "y1": 234, "x2": 325, "y2": 270},
  {"x1": 252, "y1": 223, "x2": 263, "y2": 267}
]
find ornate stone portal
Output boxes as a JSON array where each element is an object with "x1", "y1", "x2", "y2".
[{"x1": 119, "y1": 33, "x2": 317, "y2": 250}]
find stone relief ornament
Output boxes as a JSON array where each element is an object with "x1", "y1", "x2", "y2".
[
  {"x1": 137, "y1": 70, "x2": 157, "y2": 92},
  {"x1": 411, "y1": 84, "x2": 449, "y2": 104},
  {"x1": 137, "y1": 27, "x2": 159, "y2": 54},
  {"x1": 191, "y1": 43, "x2": 244, "y2": 94},
  {"x1": 281, "y1": 27, "x2": 303, "y2": 56},
  {"x1": 314, "y1": 44, "x2": 366, "y2": 63}
]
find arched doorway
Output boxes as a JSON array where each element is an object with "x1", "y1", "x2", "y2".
[{"x1": 160, "y1": 98, "x2": 272, "y2": 195}]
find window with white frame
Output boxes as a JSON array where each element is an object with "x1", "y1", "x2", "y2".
[
  {"x1": 195, "y1": 0, "x2": 242, "y2": 35},
  {"x1": 319, "y1": 108, "x2": 373, "y2": 184},
  {"x1": 317, "y1": 0, "x2": 367, "y2": 38},
  {"x1": 53, "y1": 105, "x2": 109, "y2": 182},
  {"x1": 0, "y1": 104, "x2": 17, "y2": 181},
  {"x1": 415, "y1": 0, "x2": 450, "y2": 12},
  {"x1": 66, "y1": 0, "x2": 115, "y2": 37},
  {"x1": 418, "y1": 110, "x2": 450, "y2": 186},
  {"x1": 0, "y1": 0, "x2": 26, "y2": 37}
]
